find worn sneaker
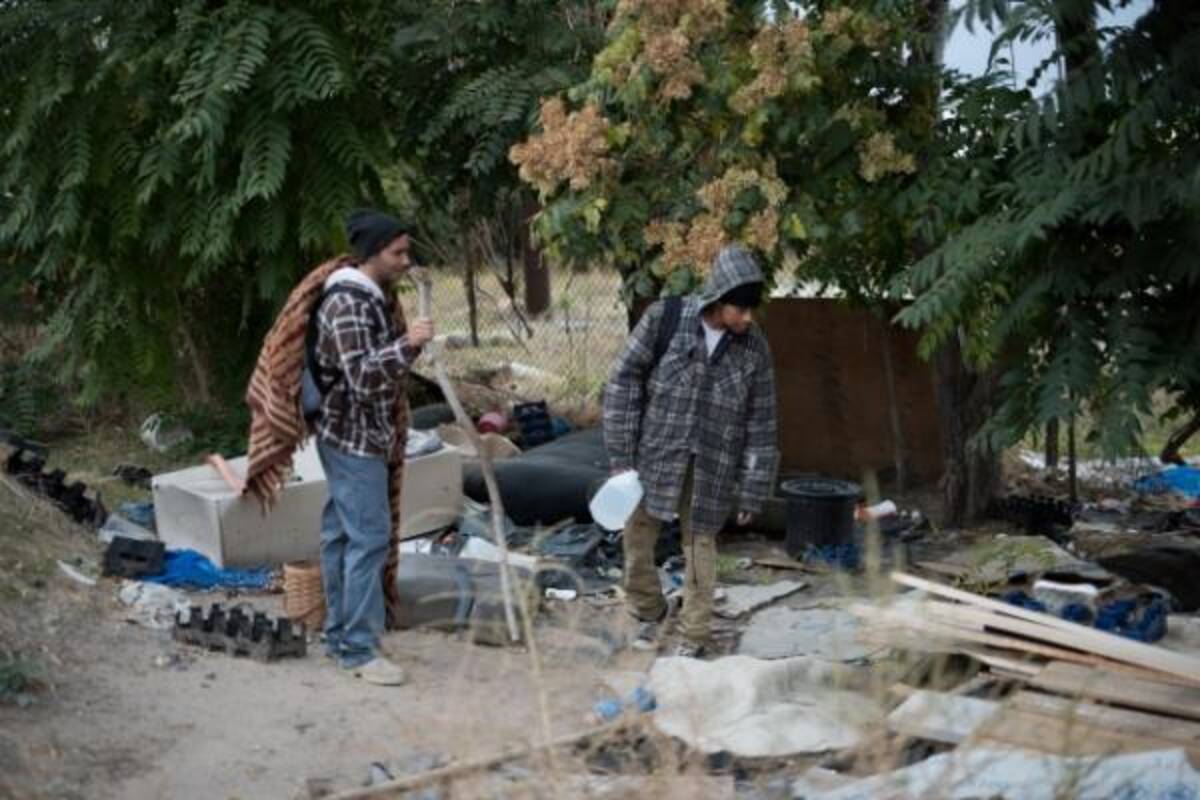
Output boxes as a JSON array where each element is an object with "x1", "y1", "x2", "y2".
[
  {"x1": 348, "y1": 656, "x2": 408, "y2": 686},
  {"x1": 672, "y1": 640, "x2": 706, "y2": 659}
]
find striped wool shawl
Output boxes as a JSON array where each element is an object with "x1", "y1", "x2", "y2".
[{"x1": 244, "y1": 255, "x2": 410, "y2": 625}]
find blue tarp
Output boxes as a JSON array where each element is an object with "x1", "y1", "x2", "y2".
[
  {"x1": 141, "y1": 549, "x2": 271, "y2": 590},
  {"x1": 1133, "y1": 465, "x2": 1200, "y2": 499}
]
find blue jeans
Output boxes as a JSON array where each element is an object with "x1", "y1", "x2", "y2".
[{"x1": 317, "y1": 440, "x2": 391, "y2": 668}]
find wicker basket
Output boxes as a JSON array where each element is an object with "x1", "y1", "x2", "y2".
[{"x1": 283, "y1": 561, "x2": 325, "y2": 630}]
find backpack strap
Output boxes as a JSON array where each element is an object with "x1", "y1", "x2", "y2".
[
  {"x1": 650, "y1": 295, "x2": 683, "y2": 371},
  {"x1": 305, "y1": 283, "x2": 382, "y2": 397}
]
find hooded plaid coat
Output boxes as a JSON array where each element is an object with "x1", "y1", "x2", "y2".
[{"x1": 603, "y1": 246, "x2": 780, "y2": 536}]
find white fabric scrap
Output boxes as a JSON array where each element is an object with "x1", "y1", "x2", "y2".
[
  {"x1": 118, "y1": 580, "x2": 190, "y2": 630},
  {"x1": 648, "y1": 655, "x2": 882, "y2": 757},
  {"x1": 793, "y1": 747, "x2": 1200, "y2": 800}
]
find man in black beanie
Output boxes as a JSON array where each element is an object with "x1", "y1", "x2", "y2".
[{"x1": 306, "y1": 208, "x2": 433, "y2": 686}]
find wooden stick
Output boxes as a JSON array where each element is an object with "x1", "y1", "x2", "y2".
[
  {"x1": 891, "y1": 572, "x2": 1200, "y2": 683},
  {"x1": 326, "y1": 719, "x2": 635, "y2": 800},
  {"x1": 411, "y1": 269, "x2": 518, "y2": 643}
]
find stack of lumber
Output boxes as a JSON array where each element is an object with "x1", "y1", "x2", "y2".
[{"x1": 858, "y1": 572, "x2": 1200, "y2": 761}]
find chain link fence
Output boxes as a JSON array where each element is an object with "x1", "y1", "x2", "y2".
[{"x1": 416, "y1": 264, "x2": 629, "y2": 411}]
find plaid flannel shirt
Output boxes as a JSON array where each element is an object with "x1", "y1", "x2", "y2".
[
  {"x1": 603, "y1": 248, "x2": 779, "y2": 536},
  {"x1": 313, "y1": 275, "x2": 417, "y2": 460}
]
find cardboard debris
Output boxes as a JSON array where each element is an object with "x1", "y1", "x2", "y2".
[
  {"x1": 738, "y1": 600, "x2": 888, "y2": 662},
  {"x1": 713, "y1": 579, "x2": 806, "y2": 619}
]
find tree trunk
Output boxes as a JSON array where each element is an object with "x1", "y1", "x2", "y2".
[
  {"x1": 520, "y1": 202, "x2": 551, "y2": 317},
  {"x1": 465, "y1": 259, "x2": 480, "y2": 348},
  {"x1": 879, "y1": 316, "x2": 908, "y2": 491},
  {"x1": 1045, "y1": 417, "x2": 1060, "y2": 469},
  {"x1": 933, "y1": 335, "x2": 1001, "y2": 527},
  {"x1": 1160, "y1": 410, "x2": 1200, "y2": 465}
]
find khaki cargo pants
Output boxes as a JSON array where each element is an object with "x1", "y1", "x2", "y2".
[{"x1": 622, "y1": 463, "x2": 717, "y2": 645}]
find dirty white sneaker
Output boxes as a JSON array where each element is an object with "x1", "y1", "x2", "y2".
[{"x1": 349, "y1": 656, "x2": 408, "y2": 686}]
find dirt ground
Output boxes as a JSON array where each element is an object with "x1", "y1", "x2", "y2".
[
  {"x1": 0, "y1": 422, "x2": 964, "y2": 800},
  {"x1": 0, "y1": 487, "x2": 665, "y2": 799}
]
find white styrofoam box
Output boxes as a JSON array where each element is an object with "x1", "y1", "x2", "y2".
[{"x1": 152, "y1": 440, "x2": 463, "y2": 568}]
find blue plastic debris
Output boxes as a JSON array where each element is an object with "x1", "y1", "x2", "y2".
[
  {"x1": 1133, "y1": 466, "x2": 1200, "y2": 499},
  {"x1": 1005, "y1": 591, "x2": 1168, "y2": 643},
  {"x1": 1002, "y1": 590, "x2": 1049, "y2": 613},
  {"x1": 803, "y1": 541, "x2": 861, "y2": 570},
  {"x1": 1095, "y1": 597, "x2": 1168, "y2": 643},
  {"x1": 593, "y1": 687, "x2": 656, "y2": 722},
  {"x1": 118, "y1": 500, "x2": 156, "y2": 531},
  {"x1": 142, "y1": 549, "x2": 271, "y2": 590}
]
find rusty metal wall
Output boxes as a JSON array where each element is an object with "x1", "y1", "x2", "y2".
[{"x1": 761, "y1": 298, "x2": 944, "y2": 485}]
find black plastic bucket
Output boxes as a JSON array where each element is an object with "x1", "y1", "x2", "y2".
[{"x1": 779, "y1": 477, "x2": 862, "y2": 557}]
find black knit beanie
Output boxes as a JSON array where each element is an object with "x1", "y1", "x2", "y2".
[
  {"x1": 346, "y1": 209, "x2": 408, "y2": 261},
  {"x1": 718, "y1": 281, "x2": 764, "y2": 309}
]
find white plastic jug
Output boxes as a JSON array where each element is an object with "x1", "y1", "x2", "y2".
[{"x1": 589, "y1": 470, "x2": 644, "y2": 531}]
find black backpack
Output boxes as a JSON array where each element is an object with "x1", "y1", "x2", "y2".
[
  {"x1": 302, "y1": 283, "x2": 380, "y2": 422},
  {"x1": 650, "y1": 295, "x2": 683, "y2": 372}
]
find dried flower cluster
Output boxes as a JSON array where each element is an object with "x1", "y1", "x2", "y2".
[
  {"x1": 730, "y1": 21, "x2": 816, "y2": 115},
  {"x1": 509, "y1": 98, "x2": 613, "y2": 196},
  {"x1": 645, "y1": 160, "x2": 789, "y2": 275},
  {"x1": 644, "y1": 214, "x2": 726, "y2": 277},
  {"x1": 858, "y1": 132, "x2": 916, "y2": 183},
  {"x1": 604, "y1": 0, "x2": 729, "y2": 102},
  {"x1": 819, "y1": 7, "x2": 889, "y2": 50}
]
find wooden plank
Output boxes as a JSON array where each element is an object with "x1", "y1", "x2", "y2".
[
  {"x1": 920, "y1": 601, "x2": 1200, "y2": 687},
  {"x1": 892, "y1": 571, "x2": 1200, "y2": 682},
  {"x1": 961, "y1": 648, "x2": 1040, "y2": 677},
  {"x1": 973, "y1": 707, "x2": 1200, "y2": 760},
  {"x1": 887, "y1": 690, "x2": 1000, "y2": 744},
  {"x1": 861, "y1": 602, "x2": 1100, "y2": 665},
  {"x1": 1029, "y1": 661, "x2": 1200, "y2": 722},
  {"x1": 1010, "y1": 691, "x2": 1200, "y2": 748}
]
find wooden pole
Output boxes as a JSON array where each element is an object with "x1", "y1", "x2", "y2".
[{"x1": 325, "y1": 720, "x2": 635, "y2": 800}]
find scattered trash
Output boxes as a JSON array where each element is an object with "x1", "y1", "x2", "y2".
[
  {"x1": 173, "y1": 603, "x2": 306, "y2": 662},
  {"x1": 737, "y1": 601, "x2": 886, "y2": 662},
  {"x1": 5, "y1": 448, "x2": 107, "y2": 527},
  {"x1": 113, "y1": 463, "x2": 152, "y2": 489},
  {"x1": 392, "y1": 553, "x2": 537, "y2": 646},
  {"x1": 545, "y1": 588, "x2": 577, "y2": 601},
  {"x1": 781, "y1": 477, "x2": 861, "y2": 558},
  {"x1": 142, "y1": 549, "x2": 271, "y2": 590},
  {"x1": 458, "y1": 536, "x2": 538, "y2": 571},
  {"x1": 436, "y1": 424, "x2": 520, "y2": 460},
  {"x1": 855, "y1": 499, "x2": 896, "y2": 522},
  {"x1": 476, "y1": 411, "x2": 508, "y2": 434},
  {"x1": 57, "y1": 560, "x2": 98, "y2": 587},
  {"x1": 803, "y1": 541, "x2": 861, "y2": 570},
  {"x1": 1133, "y1": 465, "x2": 1200, "y2": 500},
  {"x1": 139, "y1": 412, "x2": 193, "y2": 453},
  {"x1": 119, "y1": 580, "x2": 189, "y2": 630},
  {"x1": 990, "y1": 494, "x2": 1076, "y2": 540},
  {"x1": 592, "y1": 686, "x2": 656, "y2": 722},
  {"x1": 793, "y1": 746, "x2": 1200, "y2": 800},
  {"x1": 405, "y1": 428, "x2": 444, "y2": 459},
  {"x1": 589, "y1": 471, "x2": 643, "y2": 532},
  {"x1": 512, "y1": 400, "x2": 554, "y2": 447},
  {"x1": 713, "y1": 580, "x2": 807, "y2": 619},
  {"x1": 648, "y1": 655, "x2": 883, "y2": 757},
  {"x1": 1001, "y1": 588, "x2": 1168, "y2": 642},
  {"x1": 98, "y1": 513, "x2": 156, "y2": 544},
  {"x1": 1097, "y1": 547, "x2": 1200, "y2": 612},
  {"x1": 117, "y1": 500, "x2": 156, "y2": 531},
  {"x1": 103, "y1": 536, "x2": 166, "y2": 579}
]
